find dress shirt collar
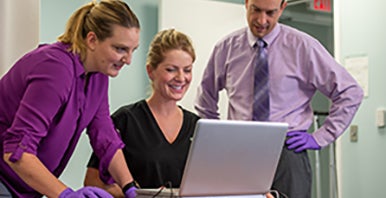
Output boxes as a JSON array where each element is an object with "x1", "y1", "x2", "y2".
[
  {"x1": 246, "y1": 23, "x2": 282, "y2": 48},
  {"x1": 247, "y1": 28, "x2": 257, "y2": 48}
]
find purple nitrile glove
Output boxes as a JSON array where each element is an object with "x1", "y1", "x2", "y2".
[
  {"x1": 286, "y1": 131, "x2": 321, "y2": 153},
  {"x1": 59, "y1": 187, "x2": 113, "y2": 198},
  {"x1": 124, "y1": 186, "x2": 138, "y2": 198}
]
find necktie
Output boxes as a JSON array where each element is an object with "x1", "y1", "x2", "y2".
[{"x1": 252, "y1": 39, "x2": 270, "y2": 121}]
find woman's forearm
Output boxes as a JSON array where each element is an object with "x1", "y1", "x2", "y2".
[
  {"x1": 4, "y1": 152, "x2": 67, "y2": 197},
  {"x1": 84, "y1": 167, "x2": 124, "y2": 197},
  {"x1": 107, "y1": 149, "x2": 134, "y2": 188}
]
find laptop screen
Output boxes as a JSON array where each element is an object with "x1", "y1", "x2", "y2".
[{"x1": 178, "y1": 119, "x2": 288, "y2": 196}]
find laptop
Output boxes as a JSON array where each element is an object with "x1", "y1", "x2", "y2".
[{"x1": 136, "y1": 119, "x2": 288, "y2": 197}]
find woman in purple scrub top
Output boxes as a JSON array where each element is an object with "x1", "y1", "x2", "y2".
[{"x1": 0, "y1": 1, "x2": 140, "y2": 197}]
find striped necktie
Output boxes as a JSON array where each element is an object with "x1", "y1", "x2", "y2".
[{"x1": 252, "y1": 39, "x2": 270, "y2": 121}]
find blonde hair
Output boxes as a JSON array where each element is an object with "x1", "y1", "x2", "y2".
[
  {"x1": 146, "y1": 29, "x2": 195, "y2": 70},
  {"x1": 57, "y1": 0, "x2": 140, "y2": 62}
]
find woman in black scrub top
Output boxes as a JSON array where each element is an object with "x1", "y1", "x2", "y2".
[{"x1": 83, "y1": 29, "x2": 199, "y2": 197}]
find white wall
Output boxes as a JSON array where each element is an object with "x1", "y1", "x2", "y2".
[
  {"x1": 159, "y1": 0, "x2": 247, "y2": 119},
  {"x1": 335, "y1": 0, "x2": 386, "y2": 197},
  {"x1": 0, "y1": 0, "x2": 40, "y2": 77}
]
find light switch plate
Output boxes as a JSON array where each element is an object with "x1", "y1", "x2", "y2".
[
  {"x1": 350, "y1": 125, "x2": 358, "y2": 142},
  {"x1": 376, "y1": 108, "x2": 385, "y2": 127}
]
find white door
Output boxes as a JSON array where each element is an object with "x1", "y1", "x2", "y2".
[{"x1": 0, "y1": 0, "x2": 40, "y2": 77}]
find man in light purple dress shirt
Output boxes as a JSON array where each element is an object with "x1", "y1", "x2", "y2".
[
  {"x1": 0, "y1": 1, "x2": 140, "y2": 197},
  {"x1": 195, "y1": 0, "x2": 363, "y2": 197}
]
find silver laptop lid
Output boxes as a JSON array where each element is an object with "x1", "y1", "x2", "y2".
[{"x1": 179, "y1": 119, "x2": 288, "y2": 197}]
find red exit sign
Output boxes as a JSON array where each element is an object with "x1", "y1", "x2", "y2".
[{"x1": 313, "y1": 0, "x2": 331, "y2": 12}]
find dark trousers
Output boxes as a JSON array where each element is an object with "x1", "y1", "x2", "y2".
[{"x1": 271, "y1": 146, "x2": 312, "y2": 198}]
